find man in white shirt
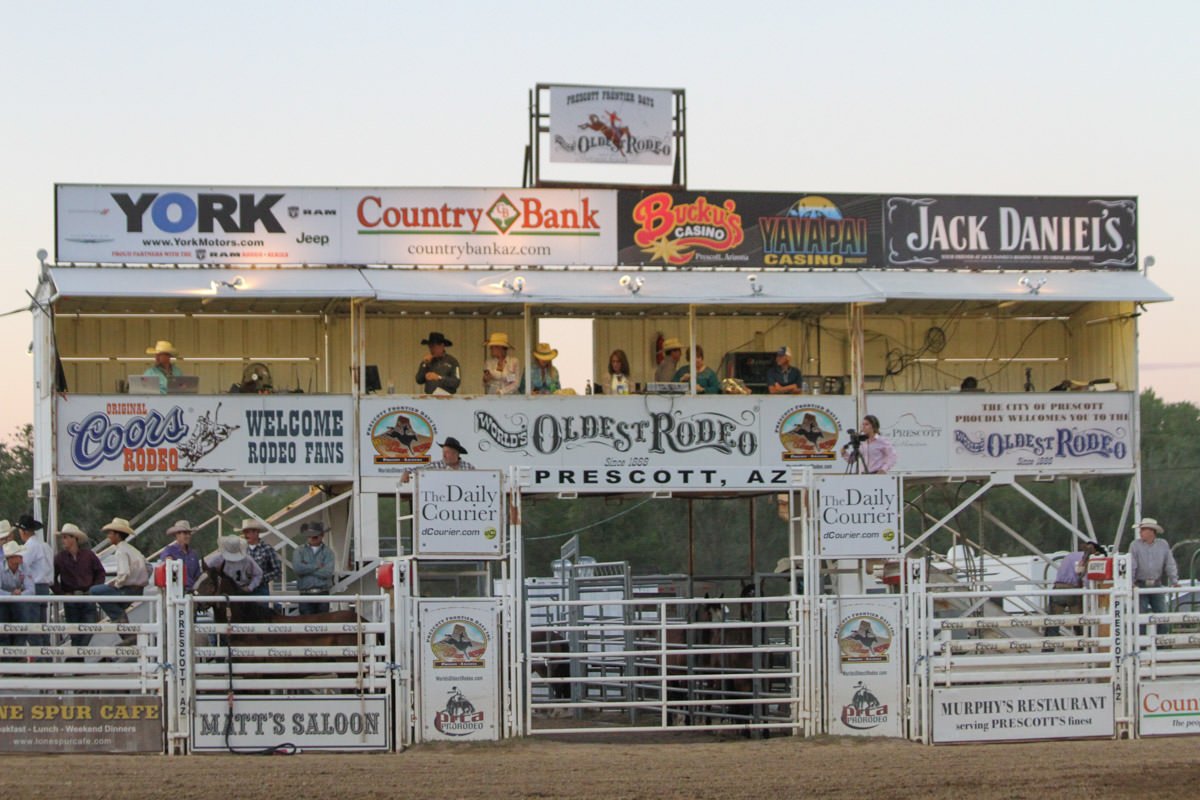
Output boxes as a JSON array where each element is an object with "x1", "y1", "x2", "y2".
[
  {"x1": 88, "y1": 517, "x2": 150, "y2": 627},
  {"x1": 15, "y1": 515, "x2": 53, "y2": 645}
]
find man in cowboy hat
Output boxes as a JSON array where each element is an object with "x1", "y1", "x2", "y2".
[
  {"x1": 1130, "y1": 517, "x2": 1179, "y2": 623},
  {"x1": 0, "y1": 520, "x2": 13, "y2": 548},
  {"x1": 53, "y1": 524, "x2": 106, "y2": 647},
  {"x1": 88, "y1": 518, "x2": 150, "y2": 626},
  {"x1": 241, "y1": 519, "x2": 280, "y2": 597},
  {"x1": 292, "y1": 521, "x2": 335, "y2": 615},
  {"x1": 482, "y1": 331, "x2": 520, "y2": 396},
  {"x1": 655, "y1": 337, "x2": 684, "y2": 383},
  {"x1": 15, "y1": 515, "x2": 53, "y2": 645},
  {"x1": 143, "y1": 340, "x2": 184, "y2": 394},
  {"x1": 203, "y1": 536, "x2": 263, "y2": 593},
  {"x1": 415, "y1": 331, "x2": 461, "y2": 395},
  {"x1": 160, "y1": 520, "x2": 203, "y2": 592},
  {"x1": 519, "y1": 342, "x2": 561, "y2": 395},
  {"x1": 400, "y1": 436, "x2": 475, "y2": 484},
  {"x1": 0, "y1": 541, "x2": 35, "y2": 649}
]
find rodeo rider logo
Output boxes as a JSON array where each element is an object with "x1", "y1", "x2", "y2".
[
  {"x1": 428, "y1": 618, "x2": 489, "y2": 668},
  {"x1": 841, "y1": 681, "x2": 889, "y2": 731},
  {"x1": 777, "y1": 406, "x2": 843, "y2": 462},
  {"x1": 434, "y1": 686, "x2": 486, "y2": 736},
  {"x1": 837, "y1": 613, "x2": 894, "y2": 665},
  {"x1": 66, "y1": 402, "x2": 238, "y2": 473},
  {"x1": 369, "y1": 408, "x2": 437, "y2": 464}
]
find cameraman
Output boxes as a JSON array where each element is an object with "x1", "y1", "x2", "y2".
[{"x1": 841, "y1": 415, "x2": 897, "y2": 474}]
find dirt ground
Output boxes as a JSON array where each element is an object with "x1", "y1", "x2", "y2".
[{"x1": 5, "y1": 735, "x2": 1200, "y2": 799}]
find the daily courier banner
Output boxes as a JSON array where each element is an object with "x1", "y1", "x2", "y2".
[
  {"x1": 825, "y1": 597, "x2": 903, "y2": 737},
  {"x1": 415, "y1": 469, "x2": 504, "y2": 557},
  {"x1": 817, "y1": 475, "x2": 901, "y2": 557},
  {"x1": 883, "y1": 195, "x2": 1138, "y2": 270},
  {"x1": 616, "y1": 190, "x2": 882, "y2": 269},
  {"x1": 362, "y1": 394, "x2": 858, "y2": 491},
  {"x1": 933, "y1": 683, "x2": 1114, "y2": 743},
  {"x1": 868, "y1": 392, "x2": 1134, "y2": 475},
  {"x1": 56, "y1": 185, "x2": 616, "y2": 266},
  {"x1": 549, "y1": 86, "x2": 674, "y2": 165},
  {"x1": 56, "y1": 395, "x2": 354, "y2": 480}
]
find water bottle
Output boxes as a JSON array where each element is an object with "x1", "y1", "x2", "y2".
[
  {"x1": 812, "y1": 379, "x2": 821, "y2": 396},
  {"x1": 585, "y1": 379, "x2": 593, "y2": 395},
  {"x1": 801, "y1": 380, "x2": 810, "y2": 395}
]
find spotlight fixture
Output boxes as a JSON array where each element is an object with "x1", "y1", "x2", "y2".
[
  {"x1": 747, "y1": 274, "x2": 763, "y2": 295},
  {"x1": 619, "y1": 275, "x2": 645, "y2": 294},
  {"x1": 498, "y1": 276, "x2": 526, "y2": 295},
  {"x1": 210, "y1": 276, "x2": 247, "y2": 291},
  {"x1": 1018, "y1": 276, "x2": 1047, "y2": 295}
]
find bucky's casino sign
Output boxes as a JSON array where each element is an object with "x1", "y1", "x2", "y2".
[{"x1": 57, "y1": 396, "x2": 353, "y2": 480}]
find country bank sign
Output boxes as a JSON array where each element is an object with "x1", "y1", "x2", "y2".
[{"x1": 57, "y1": 185, "x2": 1136, "y2": 271}]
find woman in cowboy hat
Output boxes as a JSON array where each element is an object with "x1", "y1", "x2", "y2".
[
  {"x1": 52, "y1": 524, "x2": 106, "y2": 647},
  {"x1": 482, "y1": 332, "x2": 520, "y2": 396},
  {"x1": 655, "y1": 337, "x2": 684, "y2": 383},
  {"x1": 415, "y1": 331, "x2": 461, "y2": 395},
  {"x1": 160, "y1": 520, "x2": 203, "y2": 592},
  {"x1": 144, "y1": 339, "x2": 184, "y2": 394},
  {"x1": 519, "y1": 342, "x2": 561, "y2": 395}
]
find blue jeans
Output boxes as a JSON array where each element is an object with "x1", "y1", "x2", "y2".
[
  {"x1": 89, "y1": 584, "x2": 143, "y2": 623},
  {"x1": 1138, "y1": 584, "x2": 1170, "y2": 635},
  {"x1": 0, "y1": 598, "x2": 36, "y2": 648},
  {"x1": 63, "y1": 597, "x2": 99, "y2": 647}
]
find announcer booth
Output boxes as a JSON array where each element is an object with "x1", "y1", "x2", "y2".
[{"x1": 27, "y1": 184, "x2": 1176, "y2": 747}]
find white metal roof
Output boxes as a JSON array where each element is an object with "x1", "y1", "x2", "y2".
[
  {"x1": 48, "y1": 266, "x2": 375, "y2": 300},
  {"x1": 862, "y1": 270, "x2": 1172, "y2": 304}
]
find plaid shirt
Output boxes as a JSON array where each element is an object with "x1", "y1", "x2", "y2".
[{"x1": 247, "y1": 541, "x2": 282, "y2": 584}]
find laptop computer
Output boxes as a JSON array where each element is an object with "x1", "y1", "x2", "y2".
[
  {"x1": 166, "y1": 376, "x2": 199, "y2": 394},
  {"x1": 127, "y1": 375, "x2": 161, "y2": 395},
  {"x1": 646, "y1": 382, "x2": 688, "y2": 394}
]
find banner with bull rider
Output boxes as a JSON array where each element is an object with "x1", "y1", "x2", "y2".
[
  {"x1": 824, "y1": 597, "x2": 903, "y2": 737},
  {"x1": 418, "y1": 601, "x2": 501, "y2": 742}
]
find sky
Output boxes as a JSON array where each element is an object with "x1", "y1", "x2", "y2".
[{"x1": 1, "y1": 0, "x2": 1197, "y2": 434}]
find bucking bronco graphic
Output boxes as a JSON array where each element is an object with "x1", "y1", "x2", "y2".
[
  {"x1": 579, "y1": 111, "x2": 631, "y2": 156},
  {"x1": 178, "y1": 402, "x2": 239, "y2": 470}
]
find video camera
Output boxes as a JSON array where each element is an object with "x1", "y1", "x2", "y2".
[{"x1": 846, "y1": 429, "x2": 868, "y2": 447}]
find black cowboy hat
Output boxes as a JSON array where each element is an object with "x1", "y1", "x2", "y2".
[
  {"x1": 301, "y1": 521, "x2": 330, "y2": 536},
  {"x1": 421, "y1": 331, "x2": 453, "y2": 347},
  {"x1": 438, "y1": 437, "x2": 468, "y2": 455},
  {"x1": 15, "y1": 514, "x2": 43, "y2": 532}
]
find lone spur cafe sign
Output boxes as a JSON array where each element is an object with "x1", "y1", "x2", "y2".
[{"x1": 56, "y1": 395, "x2": 353, "y2": 480}]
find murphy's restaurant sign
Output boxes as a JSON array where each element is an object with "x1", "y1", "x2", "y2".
[
  {"x1": 56, "y1": 395, "x2": 354, "y2": 479},
  {"x1": 363, "y1": 395, "x2": 857, "y2": 491},
  {"x1": 0, "y1": 696, "x2": 162, "y2": 753}
]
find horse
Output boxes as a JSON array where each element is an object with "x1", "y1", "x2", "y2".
[
  {"x1": 701, "y1": 583, "x2": 764, "y2": 736},
  {"x1": 529, "y1": 626, "x2": 572, "y2": 718}
]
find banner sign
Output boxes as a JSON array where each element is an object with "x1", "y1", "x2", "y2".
[
  {"x1": 192, "y1": 696, "x2": 388, "y2": 751},
  {"x1": 56, "y1": 395, "x2": 354, "y2": 480},
  {"x1": 56, "y1": 185, "x2": 617, "y2": 267},
  {"x1": 869, "y1": 392, "x2": 1134, "y2": 475},
  {"x1": 1139, "y1": 681, "x2": 1200, "y2": 736},
  {"x1": 549, "y1": 86, "x2": 674, "y2": 165},
  {"x1": 932, "y1": 683, "x2": 1114, "y2": 743},
  {"x1": 415, "y1": 470, "x2": 504, "y2": 557},
  {"x1": 418, "y1": 601, "x2": 500, "y2": 741},
  {"x1": 884, "y1": 195, "x2": 1138, "y2": 270},
  {"x1": 817, "y1": 476, "x2": 901, "y2": 557},
  {"x1": 362, "y1": 395, "x2": 858, "y2": 490},
  {"x1": 825, "y1": 597, "x2": 903, "y2": 737},
  {"x1": 617, "y1": 190, "x2": 880, "y2": 269},
  {"x1": 0, "y1": 695, "x2": 162, "y2": 753}
]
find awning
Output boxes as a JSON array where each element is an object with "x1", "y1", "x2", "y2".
[
  {"x1": 863, "y1": 270, "x2": 1172, "y2": 304},
  {"x1": 48, "y1": 266, "x2": 375, "y2": 300}
]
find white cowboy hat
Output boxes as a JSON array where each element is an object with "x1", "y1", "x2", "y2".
[
  {"x1": 1132, "y1": 517, "x2": 1164, "y2": 534},
  {"x1": 56, "y1": 523, "x2": 90, "y2": 543},
  {"x1": 165, "y1": 519, "x2": 193, "y2": 536},
  {"x1": 101, "y1": 517, "x2": 136, "y2": 537},
  {"x1": 484, "y1": 332, "x2": 511, "y2": 349},
  {"x1": 532, "y1": 342, "x2": 558, "y2": 362},
  {"x1": 217, "y1": 535, "x2": 248, "y2": 562},
  {"x1": 240, "y1": 519, "x2": 267, "y2": 532},
  {"x1": 0, "y1": 520, "x2": 11, "y2": 537},
  {"x1": 2, "y1": 541, "x2": 24, "y2": 558},
  {"x1": 146, "y1": 340, "x2": 180, "y2": 356}
]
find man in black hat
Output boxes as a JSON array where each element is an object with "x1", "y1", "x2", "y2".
[
  {"x1": 415, "y1": 331, "x2": 461, "y2": 395},
  {"x1": 401, "y1": 437, "x2": 475, "y2": 483}
]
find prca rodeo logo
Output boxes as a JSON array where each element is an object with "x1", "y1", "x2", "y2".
[
  {"x1": 841, "y1": 681, "x2": 889, "y2": 731},
  {"x1": 434, "y1": 687, "x2": 486, "y2": 737}
]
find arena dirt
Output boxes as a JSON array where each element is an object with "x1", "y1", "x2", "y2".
[{"x1": 6, "y1": 735, "x2": 1199, "y2": 799}]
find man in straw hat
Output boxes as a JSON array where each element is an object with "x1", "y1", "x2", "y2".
[
  {"x1": 241, "y1": 519, "x2": 280, "y2": 597},
  {"x1": 204, "y1": 536, "x2": 263, "y2": 593},
  {"x1": 1130, "y1": 517, "x2": 1179, "y2": 625},
  {"x1": 415, "y1": 331, "x2": 461, "y2": 395},
  {"x1": 519, "y1": 342, "x2": 561, "y2": 395},
  {"x1": 160, "y1": 520, "x2": 203, "y2": 592},
  {"x1": 482, "y1": 331, "x2": 520, "y2": 395},
  {"x1": 655, "y1": 337, "x2": 684, "y2": 383},
  {"x1": 88, "y1": 518, "x2": 150, "y2": 626},
  {"x1": 53, "y1": 524, "x2": 106, "y2": 647},
  {"x1": 0, "y1": 541, "x2": 35, "y2": 649},
  {"x1": 144, "y1": 340, "x2": 184, "y2": 394}
]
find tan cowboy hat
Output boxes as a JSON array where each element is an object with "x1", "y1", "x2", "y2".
[
  {"x1": 217, "y1": 535, "x2": 248, "y2": 562},
  {"x1": 484, "y1": 332, "x2": 511, "y2": 349},
  {"x1": 101, "y1": 517, "x2": 136, "y2": 537},
  {"x1": 2, "y1": 541, "x2": 24, "y2": 558},
  {"x1": 532, "y1": 342, "x2": 558, "y2": 362},
  {"x1": 661, "y1": 337, "x2": 683, "y2": 352},
  {"x1": 1133, "y1": 517, "x2": 1164, "y2": 534},
  {"x1": 146, "y1": 340, "x2": 180, "y2": 356},
  {"x1": 165, "y1": 520, "x2": 193, "y2": 536},
  {"x1": 240, "y1": 519, "x2": 267, "y2": 533},
  {"x1": 56, "y1": 523, "x2": 90, "y2": 544}
]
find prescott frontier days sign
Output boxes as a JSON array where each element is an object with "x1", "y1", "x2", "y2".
[{"x1": 56, "y1": 185, "x2": 1138, "y2": 271}]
